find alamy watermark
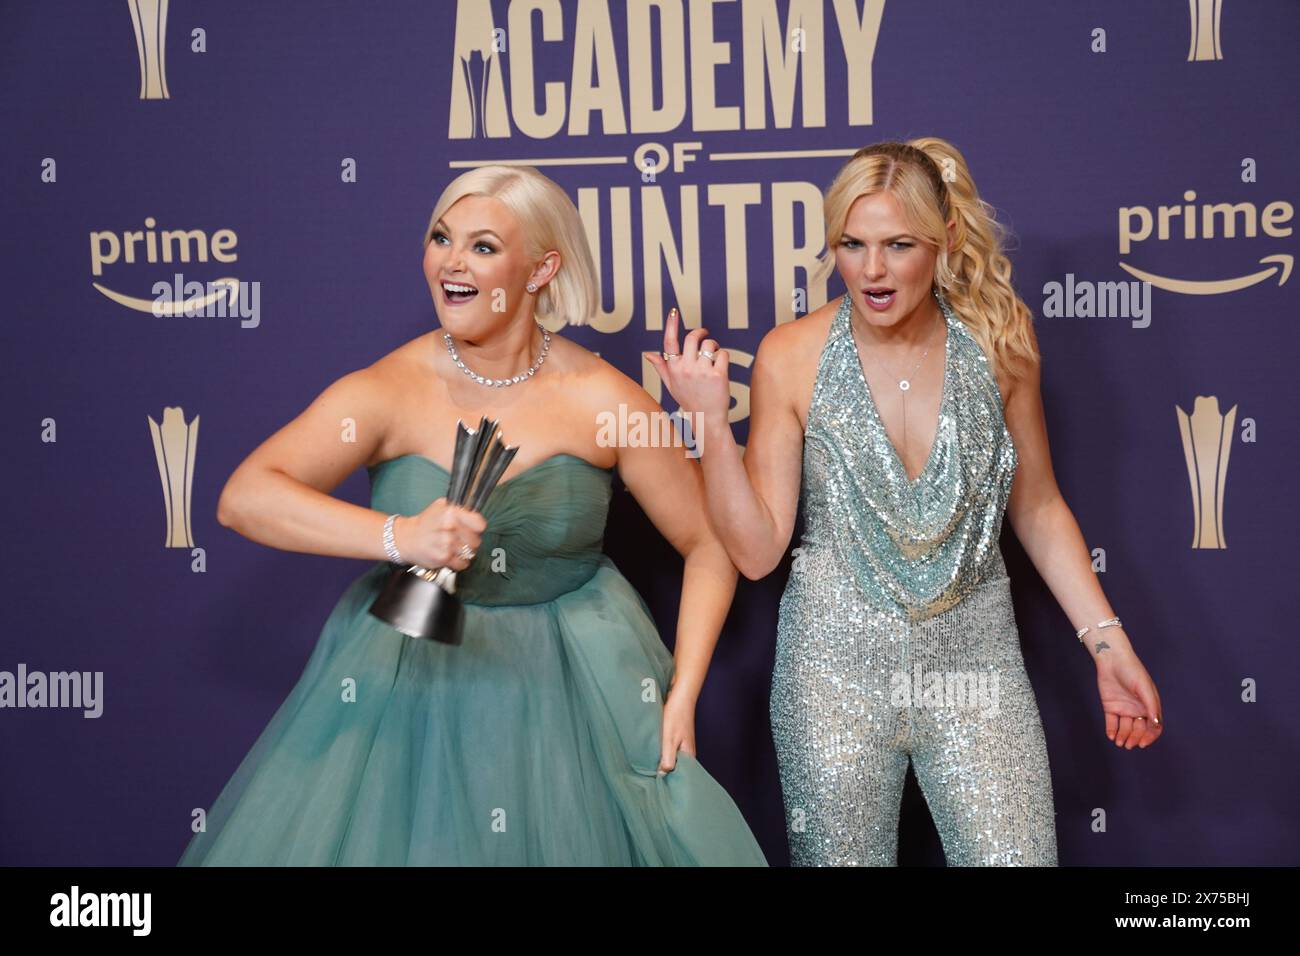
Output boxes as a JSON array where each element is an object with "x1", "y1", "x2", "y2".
[
  {"x1": 152, "y1": 273, "x2": 261, "y2": 328},
  {"x1": 1042, "y1": 275, "x2": 1152, "y2": 328},
  {"x1": 596, "y1": 404, "x2": 703, "y2": 458},
  {"x1": 889, "y1": 664, "x2": 1000, "y2": 717},
  {"x1": 0, "y1": 664, "x2": 103, "y2": 718}
]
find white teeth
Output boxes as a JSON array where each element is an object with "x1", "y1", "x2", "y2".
[{"x1": 443, "y1": 281, "x2": 477, "y2": 294}]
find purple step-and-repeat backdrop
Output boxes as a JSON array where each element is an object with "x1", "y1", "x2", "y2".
[{"x1": 2, "y1": 0, "x2": 1296, "y2": 865}]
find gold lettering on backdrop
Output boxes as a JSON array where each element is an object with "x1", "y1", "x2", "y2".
[
  {"x1": 709, "y1": 183, "x2": 762, "y2": 329},
  {"x1": 514, "y1": 1, "x2": 570, "y2": 138},
  {"x1": 1117, "y1": 196, "x2": 1293, "y2": 296},
  {"x1": 570, "y1": 0, "x2": 625, "y2": 136},
  {"x1": 640, "y1": 186, "x2": 702, "y2": 333},
  {"x1": 831, "y1": 0, "x2": 886, "y2": 126},
  {"x1": 448, "y1": 0, "x2": 885, "y2": 138},
  {"x1": 628, "y1": 1, "x2": 686, "y2": 133},
  {"x1": 88, "y1": 221, "x2": 245, "y2": 316},
  {"x1": 742, "y1": 0, "x2": 826, "y2": 130},
  {"x1": 579, "y1": 187, "x2": 636, "y2": 334},
  {"x1": 772, "y1": 181, "x2": 830, "y2": 325},
  {"x1": 689, "y1": 0, "x2": 739, "y2": 132},
  {"x1": 568, "y1": 181, "x2": 833, "y2": 333}
]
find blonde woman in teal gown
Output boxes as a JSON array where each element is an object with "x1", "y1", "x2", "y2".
[{"x1": 178, "y1": 165, "x2": 767, "y2": 866}]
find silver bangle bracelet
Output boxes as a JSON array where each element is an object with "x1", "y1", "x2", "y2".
[
  {"x1": 382, "y1": 513, "x2": 403, "y2": 563},
  {"x1": 1076, "y1": 616, "x2": 1122, "y2": 642}
]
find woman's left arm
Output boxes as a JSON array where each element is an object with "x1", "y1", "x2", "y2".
[
  {"x1": 1002, "y1": 357, "x2": 1165, "y2": 751},
  {"x1": 597, "y1": 371, "x2": 739, "y2": 773}
]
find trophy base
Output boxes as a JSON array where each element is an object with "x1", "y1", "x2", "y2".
[{"x1": 369, "y1": 565, "x2": 465, "y2": 645}]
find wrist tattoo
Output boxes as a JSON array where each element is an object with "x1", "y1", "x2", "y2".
[{"x1": 1094, "y1": 640, "x2": 1111, "y2": 655}]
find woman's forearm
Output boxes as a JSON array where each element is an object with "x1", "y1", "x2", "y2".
[
  {"x1": 1013, "y1": 495, "x2": 1133, "y2": 660},
  {"x1": 218, "y1": 467, "x2": 392, "y2": 562},
  {"x1": 698, "y1": 413, "x2": 784, "y2": 579},
  {"x1": 667, "y1": 536, "x2": 739, "y2": 703}
]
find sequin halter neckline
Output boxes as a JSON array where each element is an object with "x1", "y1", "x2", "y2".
[
  {"x1": 796, "y1": 288, "x2": 1019, "y2": 621},
  {"x1": 844, "y1": 295, "x2": 953, "y2": 486}
]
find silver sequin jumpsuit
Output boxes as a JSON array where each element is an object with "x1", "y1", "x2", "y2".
[{"x1": 771, "y1": 289, "x2": 1058, "y2": 866}]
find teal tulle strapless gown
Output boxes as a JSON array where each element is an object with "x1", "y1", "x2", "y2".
[{"x1": 178, "y1": 453, "x2": 767, "y2": 866}]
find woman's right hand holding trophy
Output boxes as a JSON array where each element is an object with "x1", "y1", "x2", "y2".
[
  {"x1": 394, "y1": 499, "x2": 486, "y2": 572},
  {"x1": 369, "y1": 416, "x2": 518, "y2": 643}
]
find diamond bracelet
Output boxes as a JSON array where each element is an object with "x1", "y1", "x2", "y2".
[
  {"x1": 382, "y1": 513, "x2": 403, "y2": 563},
  {"x1": 1076, "y1": 616, "x2": 1122, "y2": 642}
]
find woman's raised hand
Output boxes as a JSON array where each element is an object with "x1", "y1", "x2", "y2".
[
  {"x1": 645, "y1": 306, "x2": 732, "y2": 423},
  {"x1": 396, "y1": 498, "x2": 487, "y2": 571}
]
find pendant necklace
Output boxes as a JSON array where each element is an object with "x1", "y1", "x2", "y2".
[{"x1": 855, "y1": 309, "x2": 943, "y2": 466}]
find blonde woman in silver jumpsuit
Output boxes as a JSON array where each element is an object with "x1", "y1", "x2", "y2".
[{"x1": 648, "y1": 138, "x2": 1165, "y2": 866}]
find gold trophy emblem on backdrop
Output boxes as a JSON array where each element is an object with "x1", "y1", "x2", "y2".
[
  {"x1": 128, "y1": 0, "x2": 171, "y2": 99},
  {"x1": 148, "y1": 406, "x2": 198, "y2": 547},
  {"x1": 1176, "y1": 395, "x2": 1236, "y2": 549},
  {"x1": 1187, "y1": 0, "x2": 1224, "y2": 62}
]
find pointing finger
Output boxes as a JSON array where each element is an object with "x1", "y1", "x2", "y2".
[{"x1": 664, "y1": 307, "x2": 681, "y2": 358}]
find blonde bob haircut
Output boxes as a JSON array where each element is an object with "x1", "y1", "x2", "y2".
[{"x1": 422, "y1": 165, "x2": 599, "y2": 328}]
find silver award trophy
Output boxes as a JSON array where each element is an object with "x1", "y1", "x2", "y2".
[{"x1": 369, "y1": 416, "x2": 518, "y2": 644}]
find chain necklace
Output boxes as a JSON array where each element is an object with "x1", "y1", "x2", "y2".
[
  {"x1": 443, "y1": 320, "x2": 551, "y2": 387},
  {"x1": 853, "y1": 306, "x2": 943, "y2": 458}
]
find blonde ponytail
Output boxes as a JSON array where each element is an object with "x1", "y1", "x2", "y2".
[{"x1": 817, "y1": 138, "x2": 1040, "y2": 387}]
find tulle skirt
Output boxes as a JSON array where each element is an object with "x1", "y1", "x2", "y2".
[{"x1": 178, "y1": 558, "x2": 767, "y2": 866}]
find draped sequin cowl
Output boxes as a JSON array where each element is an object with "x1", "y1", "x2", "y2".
[{"x1": 771, "y1": 289, "x2": 1058, "y2": 866}]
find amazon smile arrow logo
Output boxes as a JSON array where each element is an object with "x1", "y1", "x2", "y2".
[
  {"x1": 1118, "y1": 255, "x2": 1292, "y2": 294},
  {"x1": 94, "y1": 276, "x2": 235, "y2": 314},
  {"x1": 91, "y1": 274, "x2": 259, "y2": 328},
  {"x1": 92, "y1": 274, "x2": 258, "y2": 327}
]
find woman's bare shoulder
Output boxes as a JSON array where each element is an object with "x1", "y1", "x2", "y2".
[
  {"x1": 324, "y1": 335, "x2": 434, "y2": 440},
  {"x1": 756, "y1": 301, "x2": 836, "y2": 382},
  {"x1": 364, "y1": 331, "x2": 441, "y2": 388},
  {"x1": 748, "y1": 301, "x2": 839, "y2": 431},
  {"x1": 545, "y1": 331, "x2": 642, "y2": 408}
]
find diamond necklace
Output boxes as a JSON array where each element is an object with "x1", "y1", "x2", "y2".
[{"x1": 443, "y1": 321, "x2": 551, "y2": 387}]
